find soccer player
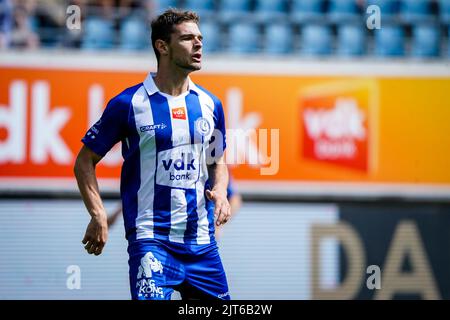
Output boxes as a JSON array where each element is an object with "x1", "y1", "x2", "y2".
[{"x1": 74, "y1": 9, "x2": 231, "y2": 300}]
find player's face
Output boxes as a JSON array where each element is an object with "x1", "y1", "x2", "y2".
[{"x1": 168, "y1": 22, "x2": 203, "y2": 71}]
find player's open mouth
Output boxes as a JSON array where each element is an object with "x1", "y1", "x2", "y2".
[{"x1": 192, "y1": 53, "x2": 202, "y2": 62}]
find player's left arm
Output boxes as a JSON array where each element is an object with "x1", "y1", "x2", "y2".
[{"x1": 206, "y1": 159, "x2": 231, "y2": 226}]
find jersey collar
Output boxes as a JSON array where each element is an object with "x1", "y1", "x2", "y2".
[{"x1": 143, "y1": 72, "x2": 201, "y2": 97}]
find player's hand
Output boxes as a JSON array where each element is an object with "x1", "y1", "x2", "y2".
[
  {"x1": 206, "y1": 189, "x2": 231, "y2": 226},
  {"x1": 82, "y1": 216, "x2": 108, "y2": 256}
]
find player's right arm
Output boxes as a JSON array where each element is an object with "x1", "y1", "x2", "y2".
[
  {"x1": 74, "y1": 88, "x2": 131, "y2": 255},
  {"x1": 74, "y1": 145, "x2": 108, "y2": 256}
]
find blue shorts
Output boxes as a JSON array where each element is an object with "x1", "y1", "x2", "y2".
[{"x1": 127, "y1": 239, "x2": 230, "y2": 300}]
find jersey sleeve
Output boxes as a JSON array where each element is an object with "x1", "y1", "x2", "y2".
[{"x1": 81, "y1": 95, "x2": 129, "y2": 157}]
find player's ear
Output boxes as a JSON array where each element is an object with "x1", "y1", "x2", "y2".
[{"x1": 155, "y1": 39, "x2": 169, "y2": 57}]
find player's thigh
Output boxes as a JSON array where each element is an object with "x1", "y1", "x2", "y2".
[
  {"x1": 128, "y1": 240, "x2": 184, "y2": 300},
  {"x1": 182, "y1": 248, "x2": 230, "y2": 300}
]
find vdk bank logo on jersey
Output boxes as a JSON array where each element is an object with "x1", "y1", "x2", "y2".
[
  {"x1": 156, "y1": 144, "x2": 201, "y2": 189},
  {"x1": 299, "y1": 80, "x2": 378, "y2": 172},
  {"x1": 172, "y1": 107, "x2": 186, "y2": 120},
  {"x1": 136, "y1": 251, "x2": 164, "y2": 299}
]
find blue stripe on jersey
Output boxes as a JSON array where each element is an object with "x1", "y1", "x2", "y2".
[
  {"x1": 150, "y1": 93, "x2": 173, "y2": 151},
  {"x1": 184, "y1": 188, "x2": 198, "y2": 244},
  {"x1": 185, "y1": 91, "x2": 204, "y2": 145},
  {"x1": 205, "y1": 187, "x2": 216, "y2": 240},
  {"x1": 121, "y1": 108, "x2": 141, "y2": 241},
  {"x1": 149, "y1": 93, "x2": 173, "y2": 239},
  {"x1": 116, "y1": 84, "x2": 142, "y2": 242}
]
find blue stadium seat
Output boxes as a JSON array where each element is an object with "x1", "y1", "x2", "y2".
[
  {"x1": 374, "y1": 25, "x2": 405, "y2": 57},
  {"x1": 300, "y1": 24, "x2": 332, "y2": 56},
  {"x1": 227, "y1": 22, "x2": 259, "y2": 54},
  {"x1": 183, "y1": 0, "x2": 214, "y2": 18},
  {"x1": 411, "y1": 24, "x2": 441, "y2": 58},
  {"x1": 366, "y1": 0, "x2": 399, "y2": 18},
  {"x1": 328, "y1": 0, "x2": 360, "y2": 23},
  {"x1": 82, "y1": 17, "x2": 115, "y2": 50},
  {"x1": 291, "y1": 0, "x2": 324, "y2": 23},
  {"x1": 337, "y1": 24, "x2": 366, "y2": 56},
  {"x1": 200, "y1": 21, "x2": 221, "y2": 53},
  {"x1": 439, "y1": 0, "x2": 450, "y2": 24},
  {"x1": 119, "y1": 16, "x2": 150, "y2": 51},
  {"x1": 219, "y1": 0, "x2": 252, "y2": 22},
  {"x1": 254, "y1": 0, "x2": 288, "y2": 21},
  {"x1": 264, "y1": 22, "x2": 293, "y2": 54},
  {"x1": 448, "y1": 26, "x2": 450, "y2": 58},
  {"x1": 154, "y1": 0, "x2": 178, "y2": 13},
  {"x1": 399, "y1": 0, "x2": 433, "y2": 23}
]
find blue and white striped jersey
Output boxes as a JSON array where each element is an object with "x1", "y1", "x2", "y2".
[{"x1": 82, "y1": 73, "x2": 227, "y2": 247}]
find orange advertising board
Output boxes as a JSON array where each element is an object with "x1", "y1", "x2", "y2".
[{"x1": 1, "y1": 65, "x2": 450, "y2": 190}]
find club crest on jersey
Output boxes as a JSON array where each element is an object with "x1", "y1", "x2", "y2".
[
  {"x1": 195, "y1": 117, "x2": 212, "y2": 136},
  {"x1": 172, "y1": 107, "x2": 186, "y2": 120}
]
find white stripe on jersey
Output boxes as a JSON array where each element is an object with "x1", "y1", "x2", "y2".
[
  {"x1": 165, "y1": 93, "x2": 191, "y2": 147},
  {"x1": 195, "y1": 181, "x2": 210, "y2": 244},
  {"x1": 166, "y1": 94, "x2": 190, "y2": 242},
  {"x1": 169, "y1": 188, "x2": 188, "y2": 243},
  {"x1": 133, "y1": 86, "x2": 157, "y2": 240},
  {"x1": 195, "y1": 89, "x2": 216, "y2": 245}
]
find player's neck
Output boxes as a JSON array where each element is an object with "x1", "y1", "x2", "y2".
[{"x1": 153, "y1": 65, "x2": 190, "y2": 97}]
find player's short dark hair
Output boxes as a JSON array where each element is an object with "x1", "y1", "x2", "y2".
[{"x1": 151, "y1": 9, "x2": 200, "y2": 61}]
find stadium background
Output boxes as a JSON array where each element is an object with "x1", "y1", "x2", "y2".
[{"x1": 1, "y1": 0, "x2": 450, "y2": 300}]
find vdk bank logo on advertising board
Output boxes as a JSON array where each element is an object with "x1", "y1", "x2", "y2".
[{"x1": 299, "y1": 80, "x2": 379, "y2": 173}]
